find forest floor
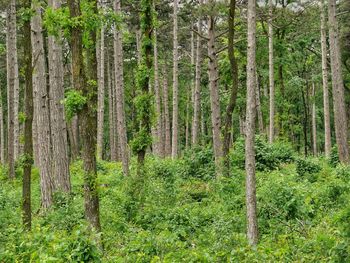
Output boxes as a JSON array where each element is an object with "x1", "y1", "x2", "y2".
[{"x1": 1, "y1": 141, "x2": 350, "y2": 262}]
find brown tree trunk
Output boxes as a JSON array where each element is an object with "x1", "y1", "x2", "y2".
[
  {"x1": 312, "y1": 82, "x2": 317, "y2": 155},
  {"x1": 48, "y1": 0, "x2": 71, "y2": 193},
  {"x1": 245, "y1": 0, "x2": 258, "y2": 246},
  {"x1": 320, "y1": 0, "x2": 331, "y2": 157},
  {"x1": 107, "y1": 51, "x2": 116, "y2": 161},
  {"x1": 114, "y1": 0, "x2": 129, "y2": 176},
  {"x1": 22, "y1": 0, "x2": 33, "y2": 228},
  {"x1": 163, "y1": 66, "x2": 171, "y2": 157},
  {"x1": 171, "y1": 0, "x2": 179, "y2": 159},
  {"x1": 0, "y1": 97, "x2": 4, "y2": 164},
  {"x1": 328, "y1": 0, "x2": 349, "y2": 163},
  {"x1": 68, "y1": 0, "x2": 101, "y2": 231},
  {"x1": 268, "y1": 0, "x2": 275, "y2": 143},
  {"x1": 256, "y1": 72, "x2": 264, "y2": 134}
]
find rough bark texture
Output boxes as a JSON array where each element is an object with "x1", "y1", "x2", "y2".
[
  {"x1": 32, "y1": 3, "x2": 53, "y2": 209},
  {"x1": 328, "y1": 0, "x2": 349, "y2": 163},
  {"x1": 223, "y1": 0, "x2": 239, "y2": 157},
  {"x1": 22, "y1": 1, "x2": 33, "y2": 228},
  {"x1": 312, "y1": 83, "x2": 317, "y2": 155},
  {"x1": 268, "y1": 0, "x2": 275, "y2": 144},
  {"x1": 68, "y1": 0, "x2": 101, "y2": 231},
  {"x1": 163, "y1": 66, "x2": 171, "y2": 157},
  {"x1": 207, "y1": 9, "x2": 223, "y2": 174},
  {"x1": 320, "y1": 0, "x2": 331, "y2": 157},
  {"x1": 245, "y1": 0, "x2": 258, "y2": 246},
  {"x1": 171, "y1": 0, "x2": 179, "y2": 159},
  {"x1": 48, "y1": 0, "x2": 71, "y2": 193},
  {"x1": 114, "y1": 0, "x2": 129, "y2": 176},
  {"x1": 192, "y1": 6, "x2": 202, "y2": 146},
  {"x1": 97, "y1": 24, "x2": 105, "y2": 160},
  {"x1": 14, "y1": 17, "x2": 20, "y2": 161}
]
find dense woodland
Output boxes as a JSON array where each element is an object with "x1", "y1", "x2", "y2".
[{"x1": 1, "y1": 0, "x2": 350, "y2": 261}]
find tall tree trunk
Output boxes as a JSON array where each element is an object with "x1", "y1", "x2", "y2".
[
  {"x1": 268, "y1": 0, "x2": 275, "y2": 143},
  {"x1": 163, "y1": 66, "x2": 171, "y2": 157},
  {"x1": 185, "y1": 27, "x2": 194, "y2": 150},
  {"x1": 245, "y1": 0, "x2": 258, "y2": 246},
  {"x1": 320, "y1": 0, "x2": 331, "y2": 157},
  {"x1": 68, "y1": 0, "x2": 101, "y2": 231},
  {"x1": 114, "y1": 0, "x2": 129, "y2": 176},
  {"x1": 207, "y1": 8, "x2": 223, "y2": 174},
  {"x1": 256, "y1": 73, "x2": 264, "y2": 134},
  {"x1": 328, "y1": 0, "x2": 349, "y2": 163},
  {"x1": 14, "y1": 28, "x2": 20, "y2": 161},
  {"x1": 312, "y1": 82, "x2": 317, "y2": 155},
  {"x1": 107, "y1": 51, "x2": 116, "y2": 161},
  {"x1": 22, "y1": 0, "x2": 33, "y2": 228},
  {"x1": 223, "y1": 0, "x2": 239, "y2": 157},
  {"x1": 192, "y1": 3, "x2": 202, "y2": 146},
  {"x1": 171, "y1": 0, "x2": 179, "y2": 159},
  {"x1": 0, "y1": 97, "x2": 4, "y2": 164},
  {"x1": 96, "y1": 23, "x2": 105, "y2": 160},
  {"x1": 7, "y1": 0, "x2": 17, "y2": 179},
  {"x1": 32, "y1": 2, "x2": 53, "y2": 209},
  {"x1": 48, "y1": 0, "x2": 71, "y2": 193}
]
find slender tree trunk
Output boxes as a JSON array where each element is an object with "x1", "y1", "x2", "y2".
[
  {"x1": 268, "y1": 0, "x2": 275, "y2": 143},
  {"x1": 0, "y1": 97, "x2": 4, "y2": 164},
  {"x1": 320, "y1": 0, "x2": 331, "y2": 157},
  {"x1": 312, "y1": 82, "x2": 317, "y2": 155},
  {"x1": 171, "y1": 0, "x2": 179, "y2": 159},
  {"x1": 32, "y1": 2, "x2": 53, "y2": 209},
  {"x1": 14, "y1": 27, "x2": 20, "y2": 161},
  {"x1": 192, "y1": 4, "x2": 202, "y2": 146},
  {"x1": 107, "y1": 51, "x2": 116, "y2": 161},
  {"x1": 245, "y1": 0, "x2": 258, "y2": 246},
  {"x1": 114, "y1": 0, "x2": 129, "y2": 176},
  {"x1": 223, "y1": 0, "x2": 239, "y2": 157},
  {"x1": 328, "y1": 0, "x2": 349, "y2": 163},
  {"x1": 48, "y1": 0, "x2": 71, "y2": 193},
  {"x1": 163, "y1": 66, "x2": 171, "y2": 157},
  {"x1": 186, "y1": 26, "x2": 195, "y2": 150},
  {"x1": 22, "y1": 0, "x2": 33, "y2": 228},
  {"x1": 68, "y1": 0, "x2": 101, "y2": 231},
  {"x1": 97, "y1": 23, "x2": 105, "y2": 160},
  {"x1": 256, "y1": 73, "x2": 264, "y2": 134},
  {"x1": 207, "y1": 8, "x2": 223, "y2": 174}
]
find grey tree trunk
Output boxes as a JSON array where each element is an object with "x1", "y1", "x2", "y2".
[
  {"x1": 107, "y1": 51, "x2": 116, "y2": 161},
  {"x1": 171, "y1": 0, "x2": 179, "y2": 159},
  {"x1": 163, "y1": 66, "x2": 171, "y2": 157},
  {"x1": 48, "y1": 0, "x2": 71, "y2": 193},
  {"x1": 312, "y1": 82, "x2": 317, "y2": 155},
  {"x1": 14, "y1": 29, "x2": 20, "y2": 161},
  {"x1": 32, "y1": 3, "x2": 53, "y2": 209},
  {"x1": 320, "y1": 0, "x2": 331, "y2": 157},
  {"x1": 328, "y1": 0, "x2": 349, "y2": 163},
  {"x1": 0, "y1": 98, "x2": 4, "y2": 164},
  {"x1": 268, "y1": 0, "x2": 275, "y2": 144},
  {"x1": 245, "y1": 0, "x2": 258, "y2": 246},
  {"x1": 256, "y1": 73, "x2": 264, "y2": 134},
  {"x1": 97, "y1": 23, "x2": 105, "y2": 160},
  {"x1": 207, "y1": 10, "x2": 223, "y2": 174},
  {"x1": 114, "y1": 0, "x2": 129, "y2": 175}
]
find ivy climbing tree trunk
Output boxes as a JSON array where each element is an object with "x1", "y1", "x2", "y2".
[
  {"x1": 68, "y1": 0, "x2": 101, "y2": 231},
  {"x1": 268, "y1": 0, "x2": 275, "y2": 144},
  {"x1": 32, "y1": 1, "x2": 53, "y2": 209},
  {"x1": 328, "y1": 0, "x2": 349, "y2": 163},
  {"x1": 171, "y1": 0, "x2": 179, "y2": 159},
  {"x1": 48, "y1": 0, "x2": 71, "y2": 193},
  {"x1": 320, "y1": 0, "x2": 331, "y2": 158},
  {"x1": 245, "y1": 0, "x2": 258, "y2": 246}
]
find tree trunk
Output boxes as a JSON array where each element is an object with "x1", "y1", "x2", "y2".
[
  {"x1": 268, "y1": 0, "x2": 275, "y2": 143},
  {"x1": 22, "y1": 0, "x2": 33, "y2": 228},
  {"x1": 163, "y1": 66, "x2": 171, "y2": 157},
  {"x1": 207, "y1": 8, "x2": 223, "y2": 174},
  {"x1": 14, "y1": 24, "x2": 20, "y2": 162},
  {"x1": 97, "y1": 23, "x2": 105, "y2": 160},
  {"x1": 107, "y1": 51, "x2": 116, "y2": 161},
  {"x1": 0, "y1": 97, "x2": 4, "y2": 164},
  {"x1": 245, "y1": 0, "x2": 258, "y2": 246},
  {"x1": 171, "y1": 0, "x2": 179, "y2": 159},
  {"x1": 320, "y1": 0, "x2": 331, "y2": 157},
  {"x1": 223, "y1": 0, "x2": 239, "y2": 157},
  {"x1": 68, "y1": 0, "x2": 101, "y2": 231},
  {"x1": 256, "y1": 73, "x2": 264, "y2": 134},
  {"x1": 114, "y1": 0, "x2": 129, "y2": 176},
  {"x1": 32, "y1": 3, "x2": 53, "y2": 209},
  {"x1": 192, "y1": 3, "x2": 202, "y2": 146},
  {"x1": 328, "y1": 0, "x2": 349, "y2": 163},
  {"x1": 186, "y1": 27, "x2": 194, "y2": 150},
  {"x1": 48, "y1": 0, "x2": 71, "y2": 193},
  {"x1": 312, "y1": 82, "x2": 317, "y2": 155}
]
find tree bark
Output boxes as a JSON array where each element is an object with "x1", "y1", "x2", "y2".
[
  {"x1": 171, "y1": 0, "x2": 179, "y2": 159},
  {"x1": 328, "y1": 0, "x2": 349, "y2": 163},
  {"x1": 312, "y1": 82, "x2": 317, "y2": 155},
  {"x1": 245, "y1": 0, "x2": 258, "y2": 246},
  {"x1": 48, "y1": 0, "x2": 71, "y2": 193},
  {"x1": 0, "y1": 96, "x2": 4, "y2": 164},
  {"x1": 163, "y1": 66, "x2": 171, "y2": 157},
  {"x1": 68, "y1": 0, "x2": 101, "y2": 231},
  {"x1": 256, "y1": 72, "x2": 264, "y2": 134},
  {"x1": 268, "y1": 0, "x2": 275, "y2": 144},
  {"x1": 320, "y1": 0, "x2": 331, "y2": 157},
  {"x1": 32, "y1": 2, "x2": 53, "y2": 209},
  {"x1": 207, "y1": 7, "x2": 223, "y2": 174},
  {"x1": 107, "y1": 51, "x2": 116, "y2": 161}
]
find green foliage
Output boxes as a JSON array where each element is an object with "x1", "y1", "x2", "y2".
[
  {"x1": 296, "y1": 157, "x2": 322, "y2": 180},
  {"x1": 62, "y1": 90, "x2": 87, "y2": 120},
  {"x1": 329, "y1": 145, "x2": 340, "y2": 167},
  {"x1": 230, "y1": 136, "x2": 295, "y2": 171}
]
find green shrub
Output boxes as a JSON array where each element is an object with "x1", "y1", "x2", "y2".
[
  {"x1": 296, "y1": 158, "x2": 322, "y2": 180},
  {"x1": 329, "y1": 145, "x2": 340, "y2": 167}
]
